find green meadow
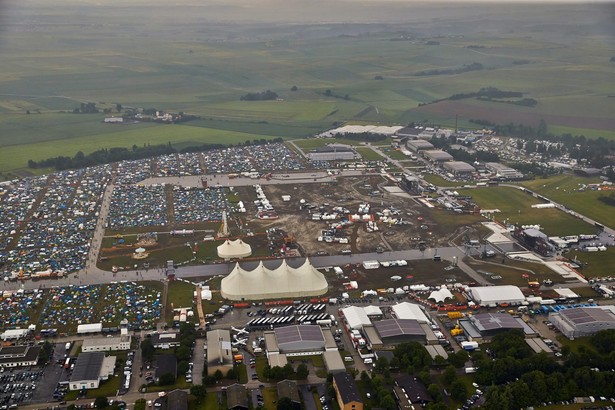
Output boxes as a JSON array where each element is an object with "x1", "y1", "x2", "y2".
[{"x1": 458, "y1": 186, "x2": 595, "y2": 236}]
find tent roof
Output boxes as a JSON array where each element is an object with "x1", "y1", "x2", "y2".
[
  {"x1": 220, "y1": 258, "x2": 328, "y2": 301},
  {"x1": 428, "y1": 286, "x2": 454, "y2": 303},
  {"x1": 342, "y1": 306, "x2": 372, "y2": 329},
  {"x1": 217, "y1": 239, "x2": 252, "y2": 259},
  {"x1": 391, "y1": 302, "x2": 430, "y2": 323}
]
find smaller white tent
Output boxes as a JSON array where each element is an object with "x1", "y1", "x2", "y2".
[
  {"x1": 428, "y1": 286, "x2": 454, "y2": 303},
  {"x1": 217, "y1": 239, "x2": 252, "y2": 259}
]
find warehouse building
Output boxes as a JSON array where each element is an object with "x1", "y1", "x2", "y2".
[
  {"x1": 423, "y1": 150, "x2": 454, "y2": 163},
  {"x1": 221, "y1": 259, "x2": 328, "y2": 301},
  {"x1": 69, "y1": 352, "x2": 116, "y2": 391},
  {"x1": 406, "y1": 139, "x2": 434, "y2": 153},
  {"x1": 468, "y1": 285, "x2": 525, "y2": 307},
  {"x1": 272, "y1": 325, "x2": 326, "y2": 354},
  {"x1": 373, "y1": 319, "x2": 427, "y2": 345},
  {"x1": 549, "y1": 306, "x2": 615, "y2": 339},
  {"x1": 323, "y1": 350, "x2": 346, "y2": 374},
  {"x1": 0, "y1": 345, "x2": 41, "y2": 368},
  {"x1": 459, "y1": 312, "x2": 536, "y2": 342},
  {"x1": 151, "y1": 332, "x2": 181, "y2": 349},
  {"x1": 443, "y1": 161, "x2": 476, "y2": 175},
  {"x1": 206, "y1": 329, "x2": 233, "y2": 376},
  {"x1": 486, "y1": 162, "x2": 524, "y2": 180},
  {"x1": 166, "y1": 390, "x2": 188, "y2": 410},
  {"x1": 81, "y1": 334, "x2": 131, "y2": 352},
  {"x1": 307, "y1": 145, "x2": 359, "y2": 161},
  {"x1": 333, "y1": 372, "x2": 363, "y2": 410}
]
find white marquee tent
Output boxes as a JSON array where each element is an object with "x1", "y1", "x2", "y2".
[
  {"x1": 428, "y1": 286, "x2": 454, "y2": 303},
  {"x1": 391, "y1": 302, "x2": 430, "y2": 323},
  {"x1": 220, "y1": 259, "x2": 328, "y2": 300},
  {"x1": 469, "y1": 285, "x2": 525, "y2": 307},
  {"x1": 217, "y1": 239, "x2": 252, "y2": 259}
]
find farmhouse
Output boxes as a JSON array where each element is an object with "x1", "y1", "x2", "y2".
[{"x1": 549, "y1": 306, "x2": 615, "y2": 339}]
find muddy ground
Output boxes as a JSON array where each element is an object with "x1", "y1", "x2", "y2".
[{"x1": 239, "y1": 175, "x2": 462, "y2": 256}]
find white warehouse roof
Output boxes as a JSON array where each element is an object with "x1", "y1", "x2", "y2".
[
  {"x1": 391, "y1": 302, "x2": 430, "y2": 323},
  {"x1": 220, "y1": 259, "x2": 328, "y2": 301},
  {"x1": 469, "y1": 285, "x2": 525, "y2": 306},
  {"x1": 342, "y1": 306, "x2": 372, "y2": 329}
]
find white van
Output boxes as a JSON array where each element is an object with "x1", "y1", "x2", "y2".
[{"x1": 363, "y1": 358, "x2": 373, "y2": 365}]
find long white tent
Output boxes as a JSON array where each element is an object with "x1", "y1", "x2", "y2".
[{"x1": 220, "y1": 259, "x2": 328, "y2": 300}]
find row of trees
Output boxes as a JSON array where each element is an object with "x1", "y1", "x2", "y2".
[
  {"x1": 27, "y1": 137, "x2": 285, "y2": 171},
  {"x1": 261, "y1": 362, "x2": 309, "y2": 381},
  {"x1": 476, "y1": 330, "x2": 615, "y2": 409}
]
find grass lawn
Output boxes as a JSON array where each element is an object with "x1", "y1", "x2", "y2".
[
  {"x1": 458, "y1": 186, "x2": 595, "y2": 236},
  {"x1": 236, "y1": 364, "x2": 248, "y2": 384},
  {"x1": 565, "y1": 248, "x2": 615, "y2": 278},
  {"x1": 355, "y1": 147, "x2": 385, "y2": 161},
  {"x1": 200, "y1": 394, "x2": 219, "y2": 410},
  {"x1": 521, "y1": 174, "x2": 615, "y2": 230},
  {"x1": 422, "y1": 173, "x2": 458, "y2": 187},
  {"x1": 254, "y1": 356, "x2": 268, "y2": 380},
  {"x1": 464, "y1": 257, "x2": 564, "y2": 287},
  {"x1": 166, "y1": 280, "x2": 195, "y2": 324},
  {"x1": 262, "y1": 387, "x2": 278, "y2": 409}
]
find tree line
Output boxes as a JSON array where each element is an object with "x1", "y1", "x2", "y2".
[{"x1": 27, "y1": 138, "x2": 284, "y2": 171}]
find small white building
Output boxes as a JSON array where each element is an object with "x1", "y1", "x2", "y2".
[
  {"x1": 81, "y1": 335, "x2": 131, "y2": 352},
  {"x1": 77, "y1": 323, "x2": 103, "y2": 335},
  {"x1": 0, "y1": 329, "x2": 29, "y2": 341}
]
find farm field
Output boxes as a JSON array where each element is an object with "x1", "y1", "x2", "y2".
[
  {"x1": 457, "y1": 186, "x2": 595, "y2": 236},
  {"x1": 1, "y1": 2, "x2": 614, "y2": 176},
  {"x1": 520, "y1": 174, "x2": 615, "y2": 230}
]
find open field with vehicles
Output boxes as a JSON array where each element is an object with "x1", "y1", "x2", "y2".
[
  {"x1": 1, "y1": 3, "x2": 614, "y2": 177},
  {"x1": 520, "y1": 174, "x2": 615, "y2": 230},
  {"x1": 566, "y1": 248, "x2": 615, "y2": 279},
  {"x1": 457, "y1": 186, "x2": 595, "y2": 236}
]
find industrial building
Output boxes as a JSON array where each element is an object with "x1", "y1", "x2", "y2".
[
  {"x1": 151, "y1": 332, "x2": 181, "y2": 349},
  {"x1": 206, "y1": 329, "x2": 233, "y2": 376},
  {"x1": 81, "y1": 334, "x2": 131, "y2": 352},
  {"x1": 272, "y1": 325, "x2": 326, "y2": 354},
  {"x1": 549, "y1": 306, "x2": 615, "y2": 339},
  {"x1": 485, "y1": 162, "x2": 524, "y2": 180},
  {"x1": 406, "y1": 139, "x2": 434, "y2": 153},
  {"x1": 443, "y1": 161, "x2": 476, "y2": 175},
  {"x1": 0, "y1": 345, "x2": 41, "y2": 368},
  {"x1": 459, "y1": 312, "x2": 536, "y2": 342},
  {"x1": 220, "y1": 258, "x2": 328, "y2": 301},
  {"x1": 333, "y1": 372, "x2": 363, "y2": 410},
  {"x1": 69, "y1": 352, "x2": 116, "y2": 391},
  {"x1": 468, "y1": 285, "x2": 525, "y2": 307},
  {"x1": 423, "y1": 150, "x2": 454, "y2": 163},
  {"x1": 307, "y1": 145, "x2": 359, "y2": 161},
  {"x1": 323, "y1": 350, "x2": 346, "y2": 374},
  {"x1": 513, "y1": 227, "x2": 554, "y2": 256},
  {"x1": 373, "y1": 319, "x2": 427, "y2": 345}
]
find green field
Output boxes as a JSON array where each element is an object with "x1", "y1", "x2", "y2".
[
  {"x1": 566, "y1": 248, "x2": 615, "y2": 278},
  {"x1": 458, "y1": 186, "x2": 595, "y2": 236},
  {"x1": 521, "y1": 174, "x2": 615, "y2": 230},
  {"x1": 1, "y1": 2, "x2": 614, "y2": 175}
]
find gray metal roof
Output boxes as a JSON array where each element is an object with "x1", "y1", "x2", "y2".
[
  {"x1": 560, "y1": 307, "x2": 615, "y2": 325},
  {"x1": 70, "y1": 352, "x2": 105, "y2": 382},
  {"x1": 471, "y1": 313, "x2": 524, "y2": 332},
  {"x1": 374, "y1": 319, "x2": 425, "y2": 338}
]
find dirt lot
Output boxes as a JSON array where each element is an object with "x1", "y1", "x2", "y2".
[{"x1": 240, "y1": 175, "x2": 458, "y2": 256}]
